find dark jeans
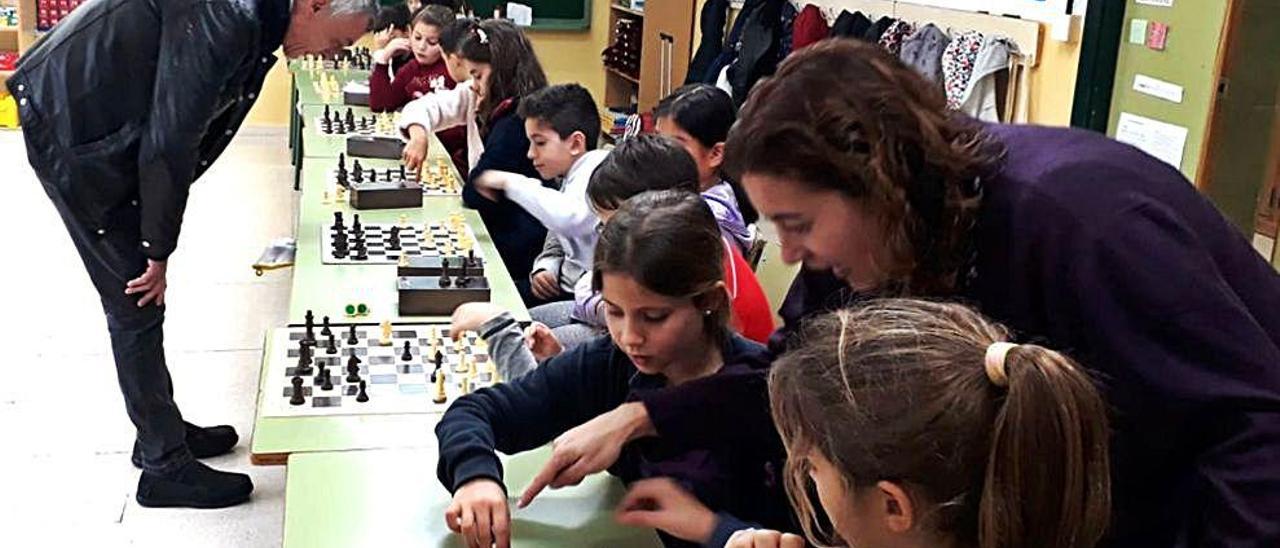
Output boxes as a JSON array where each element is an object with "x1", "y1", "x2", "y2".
[{"x1": 27, "y1": 157, "x2": 192, "y2": 476}]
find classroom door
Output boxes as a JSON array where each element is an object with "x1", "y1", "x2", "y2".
[{"x1": 1197, "y1": 0, "x2": 1280, "y2": 266}]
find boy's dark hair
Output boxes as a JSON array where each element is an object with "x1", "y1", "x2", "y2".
[
  {"x1": 440, "y1": 17, "x2": 477, "y2": 54},
  {"x1": 374, "y1": 4, "x2": 412, "y2": 32},
  {"x1": 517, "y1": 84, "x2": 601, "y2": 151},
  {"x1": 587, "y1": 134, "x2": 699, "y2": 211},
  {"x1": 593, "y1": 190, "x2": 730, "y2": 348},
  {"x1": 412, "y1": 4, "x2": 455, "y2": 29},
  {"x1": 459, "y1": 19, "x2": 548, "y2": 126},
  {"x1": 654, "y1": 84, "x2": 736, "y2": 149}
]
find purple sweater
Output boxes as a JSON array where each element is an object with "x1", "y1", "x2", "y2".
[{"x1": 649, "y1": 124, "x2": 1280, "y2": 547}]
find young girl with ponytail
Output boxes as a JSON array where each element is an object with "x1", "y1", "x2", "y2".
[{"x1": 730, "y1": 299, "x2": 1112, "y2": 548}]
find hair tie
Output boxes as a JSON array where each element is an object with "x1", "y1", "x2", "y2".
[
  {"x1": 476, "y1": 28, "x2": 488, "y2": 44},
  {"x1": 984, "y1": 342, "x2": 1017, "y2": 387}
]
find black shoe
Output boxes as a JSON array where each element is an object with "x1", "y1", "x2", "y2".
[
  {"x1": 135, "y1": 460, "x2": 253, "y2": 509},
  {"x1": 132, "y1": 422, "x2": 239, "y2": 468}
]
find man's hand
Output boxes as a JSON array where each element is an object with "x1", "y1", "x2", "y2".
[
  {"x1": 450, "y1": 302, "x2": 509, "y2": 339},
  {"x1": 519, "y1": 402, "x2": 652, "y2": 507},
  {"x1": 726, "y1": 529, "x2": 806, "y2": 548},
  {"x1": 374, "y1": 37, "x2": 411, "y2": 64},
  {"x1": 523, "y1": 322, "x2": 563, "y2": 361},
  {"x1": 125, "y1": 259, "x2": 168, "y2": 307},
  {"x1": 615, "y1": 478, "x2": 718, "y2": 544},
  {"x1": 402, "y1": 125, "x2": 430, "y2": 171},
  {"x1": 472, "y1": 170, "x2": 518, "y2": 202},
  {"x1": 530, "y1": 271, "x2": 562, "y2": 301},
  {"x1": 445, "y1": 479, "x2": 511, "y2": 548}
]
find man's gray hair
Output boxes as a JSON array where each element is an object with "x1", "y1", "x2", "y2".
[{"x1": 330, "y1": 0, "x2": 379, "y2": 16}]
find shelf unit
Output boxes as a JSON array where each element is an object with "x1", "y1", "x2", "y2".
[
  {"x1": 602, "y1": 2, "x2": 643, "y2": 143},
  {"x1": 1, "y1": 0, "x2": 48, "y2": 90}
]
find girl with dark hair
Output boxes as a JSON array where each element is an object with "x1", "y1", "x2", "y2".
[
  {"x1": 760, "y1": 299, "x2": 1111, "y2": 548},
  {"x1": 435, "y1": 191, "x2": 792, "y2": 548},
  {"x1": 654, "y1": 84, "x2": 757, "y2": 252},
  {"x1": 370, "y1": 3, "x2": 413, "y2": 74},
  {"x1": 400, "y1": 19, "x2": 552, "y2": 303}
]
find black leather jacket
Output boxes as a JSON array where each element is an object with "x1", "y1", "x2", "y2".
[{"x1": 5, "y1": 0, "x2": 291, "y2": 260}]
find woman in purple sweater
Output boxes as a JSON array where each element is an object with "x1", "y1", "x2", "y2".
[{"x1": 533, "y1": 39, "x2": 1280, "y2": 548}]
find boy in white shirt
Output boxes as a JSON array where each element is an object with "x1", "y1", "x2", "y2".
[{"x1": 472, "y1": 83, "x2": 607, "y2": 307}]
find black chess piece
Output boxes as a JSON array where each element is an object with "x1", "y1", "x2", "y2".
[
  {"x1": 384, "y1": 168, "x2": 393, "y2": 182},
  {"x1": 430, "y1": 351, "x2": 444, "y2": 382},
  {"x1": 352, "y1": 160, "x2": 363, "y2": 182},
  {"x1": 335, "y1": 122, "x2": 347, "y2": 135},
  {"x1": 317, "y1": 363, "x2": 328, "y2": 383},
  {"x1": 356, "y1": 380, "x2": 369, "y2": 403},
  {"x1": 439, "y1": 258, "x2": 452, "y2": 287},
  {"x1": 401, "y1": 340, "x2": 413, "y2": 362},
  {"x1": 353, "y1": 244, "x2": 369, "y2": 261},
  {"x1": 352, "y1": 213, "x2": 362, "y2": 232},
  {"x1": 338, "y1": 152, "x2": 346, "y2": 171},
  {"x1": 320, "y1": 369, "x2": 334, "y2": 391},
  {"x1": 388, "y1": 227, "x2": 401, "y2": 251},
  {"x1": 295, "y1": 344, "x2": 314, "y2": 375},
  {"x1": 321, "y1": 316, "x2": 332, "y2": 337},
  {"x1": 346, "y1": 356, "x2": 361, "y2": 383},
  {"x1": 347, "y1": 324, "x2": 359, "y2": 346},
  {"x1": 399, "y1": 165, "x2": 407, "y2": 180},
  {"x1": 290, "y1": 376, "x2": 306, "y2": 405},
  {"x1": 467, "y1": 249, "x2": 477, "y2": 268},
  {"x1": 332, "y1": 211, "x2": 345, "y2": 231},
  {"x1": 456, "y1": 259, "x2": 469, "y2": 287},
  {"x1": 326, "y1": 333, "x2": 337, "y2": 354},
  {"x1": 304, "y1": 310, "x2": 316, "y2": 343},
  {"x1": 344, "y1": 107, "x2": 355, "y2": 128}
]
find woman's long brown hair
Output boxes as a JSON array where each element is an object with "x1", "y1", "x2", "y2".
[{"x1": 725, "y1": 39, "x2": 1005, "y2": 295}]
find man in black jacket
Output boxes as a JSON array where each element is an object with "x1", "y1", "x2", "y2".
[{"x1": 5, "y1": 0, "x2": 376, "y2": 509}]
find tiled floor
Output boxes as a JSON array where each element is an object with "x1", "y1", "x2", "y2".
[{"x1": 0, "y1": 128, "x2": 295, "y2": 546}]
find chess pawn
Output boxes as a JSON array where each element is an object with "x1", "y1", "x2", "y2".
[
  {"x1": 322, "y1": 190, "x2": 331, "y2": 205},
  {"x1": 398, "y1": 254, "x2": 409, "y2": 267},
  {"x1": 461, "y1": 376, "x2": 472, "y2": 396},
  {"x1": 380, "y1": 320, "x2": 393, "y2": 346},
  {"x1": 432, "y1": 372, "x2": 447, "y2": 404},
  {"x1": 467, "y1": 357, "x2": 477, "y2": 379},
  {"x1": 398, "y1": 214, "x2": 408, "y2": 226}
]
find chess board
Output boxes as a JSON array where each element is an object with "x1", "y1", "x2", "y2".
[
  {"x1": 314, "y1": 113, "x2": 398, "y2": 137},
  {"x1": 261, "y1": 321, "x2": 498, "y2": 418},
  {"x1": 330, "y1": 157, "x2": 459, "y2": 196},
  {"x1": 320, "y1": 215, "x2": 481, "y2": 265}
]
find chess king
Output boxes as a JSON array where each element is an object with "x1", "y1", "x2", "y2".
[{"x1": 5, "y1": 0, "x2": 377, "y2": 509}]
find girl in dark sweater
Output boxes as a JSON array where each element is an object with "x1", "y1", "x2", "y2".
[{"x1": 434, "y1": 191, "x2": 793, "y2": 548}]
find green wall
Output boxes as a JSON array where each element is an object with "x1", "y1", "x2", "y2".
[{"x1": 1106, "y1": 0, "x2": 1230, "y2": 183}]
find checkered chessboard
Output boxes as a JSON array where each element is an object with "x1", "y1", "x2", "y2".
[
  {"x1": 260, "y1": 321, "x2": 498, "y2": 418},
  {"x1": 320, "y1": 214, "x2": 480, "y2": 265}
]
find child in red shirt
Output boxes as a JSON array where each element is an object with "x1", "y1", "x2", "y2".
[{"x1": 370, "y1": 5, "x2": 466, "y2": 167}]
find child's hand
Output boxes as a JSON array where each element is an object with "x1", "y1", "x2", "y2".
[
  {"x1": 615, "y1": 478, "x2": 718, "y2": 544},
  {"x1": 726, "y1": 529, "x2": 806, "y2": 548},
  {"x1": 519, "y1": 402, "x2": 649, "y2": 507},
  {"x1": 450, "y1": 302, "x2": 508, "y2": 339},
  {"x1": 445, "y1": 479, "x2": 511, "y2": 548},
  {"x1": 523, "y1": 322, "x2": 563, "y2": 361},
  {"x1": 530, "y1": 271, "x2": 561, "y2": 301},
  {"x1": 373, "y1": 37, "x2": 411, "y2": 65},
  {"x1": 402, "y1": 127, "x2": 430, "y2": 170},
  {"x1": 472, "y1": 170, "x2": 515, "y2": 202},
  {"x1": 373, "y1": 26, "x2": 395, "y2": 49}
]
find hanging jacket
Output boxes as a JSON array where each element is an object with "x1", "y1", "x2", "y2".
[
  {"x1": 830, "y1": 10, "x2": 871, "y2": 40},
  {"x1": 942, "y1": 30, "x2": 985, "y2": 110},
  {"x1": 5, "y1": 0, "x2": 292, "y2": 261},
  {"x1": 686, "y1": 0, "x2": 730, "y2": 86},
  {"x1": 776, "y1": 1, "x2": 797, "y2": 61},
  {"x1": 899, "y1": 23, "x2": 950, "y2": 85},
  {"x1": 862, "y1": 15, "x2": 895, "y2": 42},
  {"x1": 878, "y1": 19, "x2": 915, "y2": 56},
  {"x1": 791, "y1": 4, "x2": 830, "y2": 52},
  {"x1": 701, "y1": 0, "x2": 752, "y2": 85},
  {"x1": 726, "y1": 0, "x2": 784, "y2": 105},
  {"x1": 959, "y1": 36, "x2": 1017, "y2": 122}
]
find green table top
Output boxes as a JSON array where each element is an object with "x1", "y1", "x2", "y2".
[
  {"x1": 299, "y1": 103, "x2": 399, "y2": 159},
  {"x1": 287, "y1": 159, "x2": 530, "y2": 327},
  {"x1": 290, "y1": 64, "x2": 372, "y2": 107},
  {"x1": 283, "y1": 448, "x2": 661, "y2": 548}
]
